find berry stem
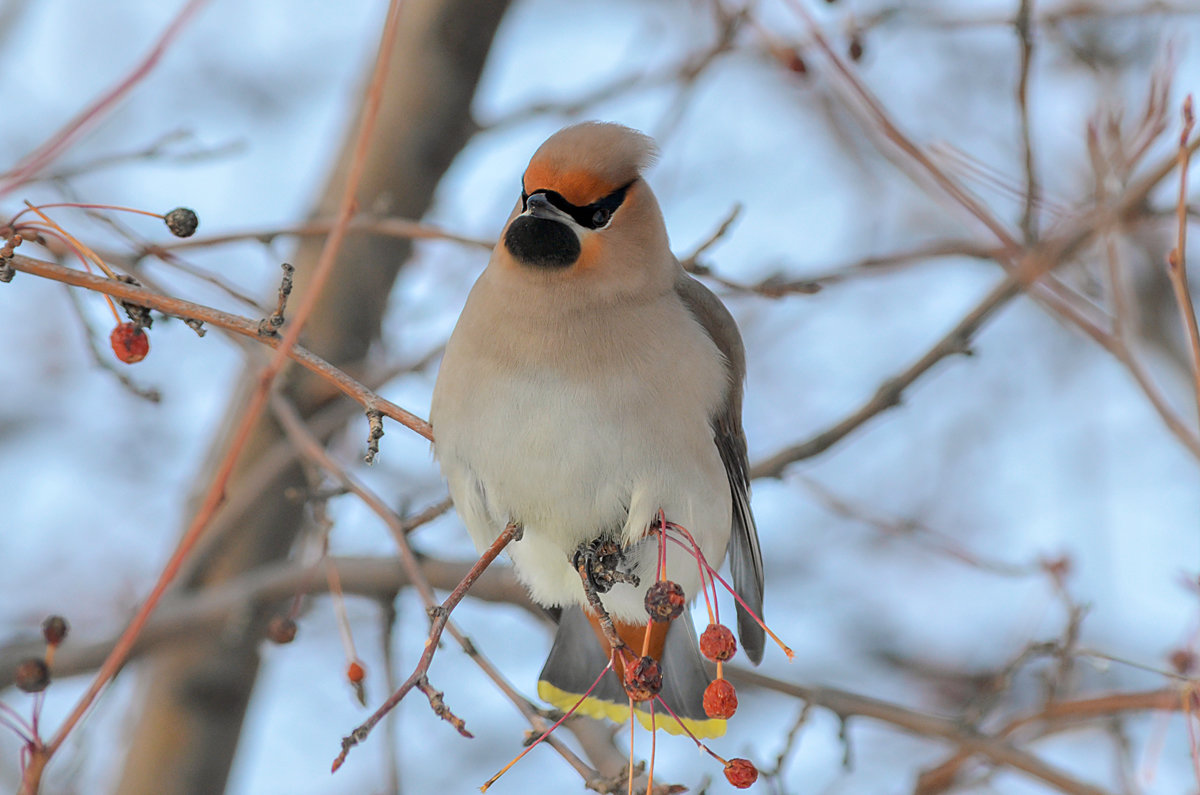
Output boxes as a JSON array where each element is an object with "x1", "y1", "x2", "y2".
[
  {"x1": 647, "y1": 704, "x2": 657, "y2": 795},
  {"x1": 21, "y1": 203, "x2": 118, "y2": 279},
  {"x1": 480, "y1": 660, "x2": 614, "y2": 792},
  {"x1": 662, "y1": 526, "x2": 718, "y2": 623},
  {"x1": 650, "y1": 691, "x2": 724, "y2": 764},
  {"x1": 7, "y1": 202, "x2": 165, "y2": 227},
  {"x1": 664, "y1": 526, "x2": 794, "y2": 660},
  {"x1": 627, "y1": 695, "x2": 635, "y2": 795},
  {"x1": 0, "y1": 705, "x2": 35, "y2": 744},
  {"x1": 655, "y1": 520, "x2": 718, "y2": 624}
]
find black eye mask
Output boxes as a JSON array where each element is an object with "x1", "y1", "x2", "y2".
[{"x1": 521, "y1": 180, "x2": 635, "y2": 230}]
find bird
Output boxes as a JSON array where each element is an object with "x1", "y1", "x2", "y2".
[{"x1": 430, "y1": 122, "x2": 763, "y2": 738}]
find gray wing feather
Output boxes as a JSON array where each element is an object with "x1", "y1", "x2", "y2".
[
  {"x1": 539, "y1": 605, "x2": 627, "y2": 703},
  {"x1": 675, "y1": 272, "x2": 765, "y2": 664}
]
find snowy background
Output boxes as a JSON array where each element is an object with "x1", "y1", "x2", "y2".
[{"x1": 1, "y1": 0, "x2": 1198, "y2": 793}]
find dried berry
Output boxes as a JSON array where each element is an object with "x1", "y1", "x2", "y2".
[
  {"x1": 848, "y1": 34, "x2": 864, "y2": 62},
  {"x1": 15, "y1": 658, "x2": 50, "y2": 693},
  {"x1": 644, "y1": 580, "x2": 685, "y2": 623},
  {"x1": 622, "y1": 655, "x2": 663, "y2": 702},
  {"x1": 1042, "y1": 555, "x2": 1072, "y2": 581},
  {"x1": 110, "y1": 323, "x2": 149, "y2": 364},
  {"x1": 42, "y1": 615, "x2": 69, "y2": 646},
  {"x1": 787, "y1": 51, "x2": 808, "y2": 75},
  {"x1": 703, "y1": 678, "x2": 738, "y2": 719},
  {"x1": 347, "y1": 661, "x2": 366, "y2": 684},
  {"x1": 1169, "y1": 648, "x2": 1196, "y2": 675},
  {"x1": 700, "y1": 623, "x2": 737, "y2": 662},
  {"x1": 164, "y1": 207, "x2": 198, "y2": 238},
  {"x1": 724, "y1": 758, "x2": 758, "y2": 789},
  {"x1": 266, "y1": 616, "x2": 297, "y2": 644}
]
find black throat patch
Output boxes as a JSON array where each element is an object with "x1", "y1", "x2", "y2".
[{"x1": 504, "y1": 216, "x2": 581, "y2": 269}]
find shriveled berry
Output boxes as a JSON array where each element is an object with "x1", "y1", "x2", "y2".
[
  {"x1": 266, "y1": 616, "x2": 297, "y2": 644},
  {"x1": 164, "y1": 207, "x2": 198, "y2": 238},
  {"x1": 848, "y1": 34, "x2": 864, "y2": 61},
  {"x1": 700, "y1": 623, "x2": 737, "y2": 662},
  {"x1": 15, "y1": 658, "x2": 50, "y2": 693},
  {"x1": 42, "y1": 615, "x2": 69, "y2": 646},
  {"x1": 724, "y1": 757, "x2": 758, "y2": 789},
  {"x1": 644, "y1": 580, "x2": 685, "y2": 623},
  {"x1": 110, "y1": 323, "x2": 149, "y2": 364},
  {"x1": 703, "y1": 678, "x2": 738, "y2": 719},
  {"x1": 622, "y1": 655, "x2": 663, "y2": 702},
  {"x1": 1169, "y1": 648, "x2": 1196, "y2": 675},
  {"x1": 787, "y1": 51, "x2": 808, "y2": 75},
  {"x1": 347, "y1": 661, "x2": 366, "y2": 684}
]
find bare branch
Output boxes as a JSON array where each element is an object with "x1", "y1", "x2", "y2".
[{"x1": 5, "y1": 254, "x2": 432, "y2": 441}]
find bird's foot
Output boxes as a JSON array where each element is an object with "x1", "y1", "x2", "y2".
[{"x1": 572, "y1": 537, "x2": 640, "y2": 595}]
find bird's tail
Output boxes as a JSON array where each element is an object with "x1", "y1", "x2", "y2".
[{"x1": 537, "y1": 605, "x2": 724, "y2": 738}]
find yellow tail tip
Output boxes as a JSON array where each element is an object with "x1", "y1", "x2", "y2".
[{"x1": 537, "y1": 680, "x2": 727, "y2": 739}]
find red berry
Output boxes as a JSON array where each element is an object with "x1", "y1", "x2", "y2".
[
  {"x1": 622, "y1": 655, "x2": 663, "y2": 702},
  {"x1": 703, "y1": 678, "x2": 738, "y2": 719},
  {"x1": 42, "y1": 615, "x2": 69, "y2": 646},
  {"x1": 110, "y1": 322, "x2": 149, "y2": 364},
  {"x1": 15, "y1": 658, "x2": 50, "y2": 693},
  {"x1": 644, "y1": 580, "x2": 685, "y2": 623},
  {"x1": 700, "y1": 623, "x2": 737, "y2": 662},
  {"x1": 266, "y1": 616, "x2": 297, "y2": 644},
  {"x1": 724, "y1": 758, "x2": 758, "y2": 789},
  {"x1": 347, "y1": 661, "x2": 366, "y2": 683}
]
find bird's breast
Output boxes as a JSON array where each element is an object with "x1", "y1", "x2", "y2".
[{"x1": 432, "y1": 291, "x2": 729, "y2": 545}]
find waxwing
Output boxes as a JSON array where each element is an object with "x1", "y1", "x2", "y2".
[{"x1": 430, "y1": 122, "x2": 764, "y2": 737}]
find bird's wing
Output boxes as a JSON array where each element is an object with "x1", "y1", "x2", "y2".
[{"x1": 674, "y1": 271, "x2": 765, "y2": 664}]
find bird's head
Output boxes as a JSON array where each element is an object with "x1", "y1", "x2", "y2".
[{"x1": 497, "y1": 122, "x2": 673, "y2": 298}]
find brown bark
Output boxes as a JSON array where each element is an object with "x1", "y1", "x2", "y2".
[{"x1": 114, "y1": 2, "x2": 510, "y2": 792}]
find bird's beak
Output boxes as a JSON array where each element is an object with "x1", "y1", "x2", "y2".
[{"x1": 525, "y1": 192, "x2": 570, "y2": 222}]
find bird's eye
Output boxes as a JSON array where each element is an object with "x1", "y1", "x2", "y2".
[{"x1": 591, "y1": 207, "x2": 612, "y2": 228}]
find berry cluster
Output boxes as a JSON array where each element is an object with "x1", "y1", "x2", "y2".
[
  {"x1": 13, "y1": 615, "x2": 70, "y2": 694},
  {"x1": 2, "y1": 203, "x2": 200, "y2": 367},
  {"x1": 635, "y1": 574, "x2": 758, "y2": 788}
]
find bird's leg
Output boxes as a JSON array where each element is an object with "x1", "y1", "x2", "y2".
[
  {"x1": 571, "y1": 537, "x2": 640, "y2": 594},
  {"x1": 573, "y1": 541, "x2": 628, "y2": 657}
]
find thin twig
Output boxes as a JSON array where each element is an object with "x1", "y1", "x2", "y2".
[
  {"x1": 332, "y1": 522, "x2": 524, "y2": 772},
  {"x1": 916, "y1": 688, "x2": 1182, "y2": 793},
  {"x1": 690, "y1": 239, "x2": 1000, "y2": 299},
  {"x1": 1015, "y1": 0, "x2": 1040, "y2": 242},
  {"x1": 727, "y1": 667, "x2": 1142, "y2": 795},
  {"x1": 147, "y1": 214, "x2": 494, "y2": 255},
  {"x1": 752, "y1": 276, "x2": 1015, "y2": 478},
  {"x1": 257, "y1": 262, "x2": 294, "y2": 337},
  {"x1": 752, "y1": 126, "x2": 1200, "y2": 477},
  {"x1": 798, "y1": 476, "x2": 1037, "y2": 577},
  {"x1": 6, "y1": 253, "x2": 432, "y2": 440},
  {"x1": 0, "y1": 0, "x2": 211, "y2": 197},
  {"x1": 16, "y1": 3, "x2": 408, "y2": 788},
  {"x1": 416, "y1": 676, "x2": 472, "y2": 738},
  {"x1": 782, "y1": 0, "x2": 1022, "y2": 256},
  {"x1": 1166, "y1": 95, "x2": 1200, "y2": 432},
  {"x1": 0, "y1": 556, "x2": 537, "y2": 687},
  {"x1": 678, "y1": 204, "x2": 742, "y2": 271}
]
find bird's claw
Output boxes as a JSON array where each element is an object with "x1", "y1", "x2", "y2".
[{"x1": 573, "y1": 537, "x2": 639, "y2": 594}]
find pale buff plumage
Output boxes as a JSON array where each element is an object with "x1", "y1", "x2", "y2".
[{"x1": 430, "y1": 122, "x2": 763, "y2": 734}]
